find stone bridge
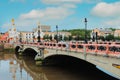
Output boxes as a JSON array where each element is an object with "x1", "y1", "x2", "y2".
[{"x1": 14, "y1": 42, "x2": 120, "y2": 79}]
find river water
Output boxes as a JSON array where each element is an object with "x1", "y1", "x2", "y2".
[{"x1": 0, "y1": 52, "x2": 118, "y2": 80}]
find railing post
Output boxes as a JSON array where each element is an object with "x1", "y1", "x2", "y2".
[
  {"x1": 95, "y1": 43, "x2": 98, "y2": 55},
  {"x1": 76, "y1": 42, "x2": 78, "y2": 52},
  {"x1": 106, "y1": 43, "x2": 109, "y2": 56},
  {"x1": 84, "y1": 44, "x2": 87, "y2": 60}
]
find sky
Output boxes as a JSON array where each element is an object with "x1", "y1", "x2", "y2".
[{"x1": 0, "y1": 0, "x2": 120, "y2": 32}]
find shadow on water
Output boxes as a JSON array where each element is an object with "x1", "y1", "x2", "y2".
[
  {"x1": 42, "y1": 55, "x2": 119, "y2": 80},
  {"x1": 15, "y1": 52, "x2": 119, "y2": 80}
]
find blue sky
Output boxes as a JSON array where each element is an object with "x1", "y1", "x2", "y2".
[{"x1": 0, "y1": 0, "x2": 120, "y2": 32}]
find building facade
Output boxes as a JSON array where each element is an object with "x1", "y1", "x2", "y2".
[
  {"x1": 0, "y1": 32, "x2": 9, "y2": 43},
  {"x1": 8, "y1": 27, "x2": 19, "y2": 44},
  {"x1": 44, "y1": 31, "x2": 71, "y2": 41},
  {"x1": 91, "y1": 28, "x2": 113, "y2": 38},
  {"x1": 7, "y1": 19, "x2": 71, "y2": 43},
  {"x1": 114, "y1": 29, "x2": 120, "y2": 37}
]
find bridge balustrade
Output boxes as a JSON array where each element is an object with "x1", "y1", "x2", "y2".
[
  {"x1": 19, "y1": 42, "x2": 120, "y2": 58},
  {"x1": 49, "y1": 43, "x2": 53, "y2": 49},
  {"x1": 61, "y1": 44, "x2": 67, "y2": 50},
  {"x1": 52, "y1": 43, "x2": 57, "y2": 49},
  {"x1": 45, "y1": 42, "x2": 50, "y2": 48},
  {"x1": 96, "y1": 44, "x2": 108, "y2": 56},
  {"x1": 69, "y1": 42, "x2": 77, "y2": 52},
  {"x1": 76, "y1": 44, "x2": 84, "y2": 52},
  {"x1": 86, "y1": 44, "x2": 97, "y2": 54},
  {"x1": 108, "y1": 45, "x2": 120, "y2": 58},
  {"x1": 57, "y1": 43, "x2": 62, "y2": 50}
]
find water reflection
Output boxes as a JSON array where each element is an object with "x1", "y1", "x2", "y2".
[{"x1": 0, "y1": 52, "x2": 119, "y2": 80}]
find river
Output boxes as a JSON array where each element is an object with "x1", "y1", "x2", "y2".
[{"x1": 0, "y1": 52, "x2": 118, "y2": 80}]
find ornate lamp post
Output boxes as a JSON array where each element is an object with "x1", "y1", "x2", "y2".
[
  {"x1": 33, "y1": 31, "x2": 35, "y2": 43},
  {"x1": 37, "y1": 22, "x2": 41, "y2": 43},
  {"x1": 56, "y1": 25, "x2": 58, "y2": 43},
  {"x1": 84, "y1": 18, "x2": 88, "y2": 44},
  {"x1": 19, "y1": 32, "x2": 22, "y2": 43}
]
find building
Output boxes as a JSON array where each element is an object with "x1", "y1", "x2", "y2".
[
  {"x1": 19, "y1": 31, "x2": 33, "y2": 43},
  {"x1": 8, "y1": 19, "x2": 20, "y2": 44},
  {"x1": 91, "y1": 28, "x2": 113, "y2": 38},
  {"x1": 44, "y1": 31, "x2": 71, "y2": 41},
  {"x1": 114, "y1": 29, "x2": 120, "y2": 37},
  {"x1": 0, "y1": 32, "x2": 9, "y2": 43},
  {"x1": 7, "y1": 19, "x2": 71, "y2": 43},
  {"x1": 33, "y1": 22, "x2": 44, "y2": 42},
  {"x1": 40, "y1": 25, "x2": 51, "y2": 32},
  {"x1": 8, "y1": 27, "x2": 19, "y2": 44}
]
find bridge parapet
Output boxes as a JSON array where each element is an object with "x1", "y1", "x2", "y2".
[
  {"x1": 42, "y1": 42, "x2": 120, "y2": 58},
  {"x1": 16, "y1": 42, "x2": 120, "y2": 58}
]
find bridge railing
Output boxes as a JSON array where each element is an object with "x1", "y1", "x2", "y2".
[{"x1": 19, "y1": 42, "x2": 120, "y2": 58}]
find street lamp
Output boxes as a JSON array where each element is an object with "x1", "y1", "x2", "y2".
[
  {"x1": 37, "y1": 24, "x2": 41, "y2": 43},
  {"x1": 19, "y1": 32, "x2": 22, "y2": 43},
  {"x1": 84, "y1": 18, "x2": 88, "y2": 44},
  {"x1": 33, "y1": 32, "x2": 35, "y2": 43},
  {"x1": 56, "y1": 25, "x2": 58, "y2": 43}
]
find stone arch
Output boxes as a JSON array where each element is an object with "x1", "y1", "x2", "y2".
[
  {"x1": 15, "y1": 46, "x2": 20, "y2": 53},
  {"x1": 22, "y1": 48, "x2": 38, "y2": 59},
  {"x1": 43, "y1": 54, "x2": 95, "y2": 68}
]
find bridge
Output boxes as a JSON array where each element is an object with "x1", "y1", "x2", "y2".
[{"x1": 14, "y1": 42, "x2": 120, "y2": 79}]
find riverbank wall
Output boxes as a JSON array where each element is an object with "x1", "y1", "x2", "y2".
[{"x1": 0, "y1": 43, "x2": 14, "y2": 52}]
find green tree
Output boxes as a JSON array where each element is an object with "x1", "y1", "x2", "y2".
[
  {"x1": 64, "y1": 36, "x2": 69, "y2": 41},
  {"x1": 43, "y1": 35, "x2": 49, "y2": 40},
  {"x1": 98, "y1": 36, "x2": 105, "y2": 41},
  {"x1": 49, "y1": 35, "x2": 52, "y2": 41},
  {"x1": 61, "y1": 29, "x2": 92, "y2": 41},
  {"x1": 114, "y1": 37, "x2": 120, "y2": 41},
  {"x1": 54, "y1": 35, "x2": 57, "y2": 41},
  {"x1": 105, "y1": 34, "x2": 114, "y2": 41},
  {"x1": 59, "y1": 35, "x2": 62, "y2": 41},
  {"x1": 68, "y1": 35, "x2": 72, "y2": 41}
]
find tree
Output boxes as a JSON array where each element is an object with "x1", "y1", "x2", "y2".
[
  {"x1": 105, "y1": 34, "x2": 114, "y2": 41},
  {"x1": 49, "y1": 35, "x2": 52, "y2": 41},
  {"x1": 68, "y1": 35, "x2": 72, "y2": 41},
  {"x1": 63, "y1": 36, "x2": 69, "y2": 41},
  {"x1": 114, "y1": 37, "x2": 120, "y2": 41},
  {"x1": 98, "y1": 36, "x2": 105, "y2": 41},
  {"x1": 43, "y1": 35, "x2": 49, "y2": 40},
  {"x1": 75, "y1": 35, "x2": 80, "y2": 41},
  {"x1": 54, "y1": 35, "x2": 57, "y2": 41},
  {"x1": 59, "y1": 35, "x2": 62, "y2": 41}
]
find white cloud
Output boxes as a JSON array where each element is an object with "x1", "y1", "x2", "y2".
[
  {"x1": 91, "y1": 1, "x2": 120, "y2": 27},
  {"x1": 91, "y1": 2, "x2": 120, "y2": 17},
  {"x1": 2, "y1": 6, "x2": 75, "y2": 31},
  {"x1": 19, "y1": 6, "x2": 74, "y2": 20},
  {"x1": 10, "y1": 0, "x2": 25, "y2": 3},
  {"x1": 41, "y1": 0, "x2": 82, "y2": 5},
  {"x1": 85, "y1": 0, "x2": 102, "y2": 3},
  {"x1": 41, "y1": 0, "x2": 102, "y2": 5},
  {"x1": 104, "y1": 18, "x2": 120, "y2": 27}
]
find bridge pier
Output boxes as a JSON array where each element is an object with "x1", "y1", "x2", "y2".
[
  {"x1": 35, "y1": 48, "x2": 44, "y2": 65},
  {"x1": 18, "y1": 45, "x2": 24, "y2": 55}
]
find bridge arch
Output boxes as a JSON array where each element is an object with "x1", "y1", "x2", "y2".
[
  {"x1": 23, "y1": 48, "x2": 38, "y2": 58},
  {"x1": 15, "y1": 46, "x2": 21, "y2": 53},
  {"x1": 43, "y1": 54, "x2": 95, "y2": 68}
]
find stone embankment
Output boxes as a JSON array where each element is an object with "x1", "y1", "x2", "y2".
[
  {"x1": 0, "y1": 43, "x2": 14, "y2": 52},
  {"x1": 0, "y1": 44, "x2": 4, "y2": 51}
]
